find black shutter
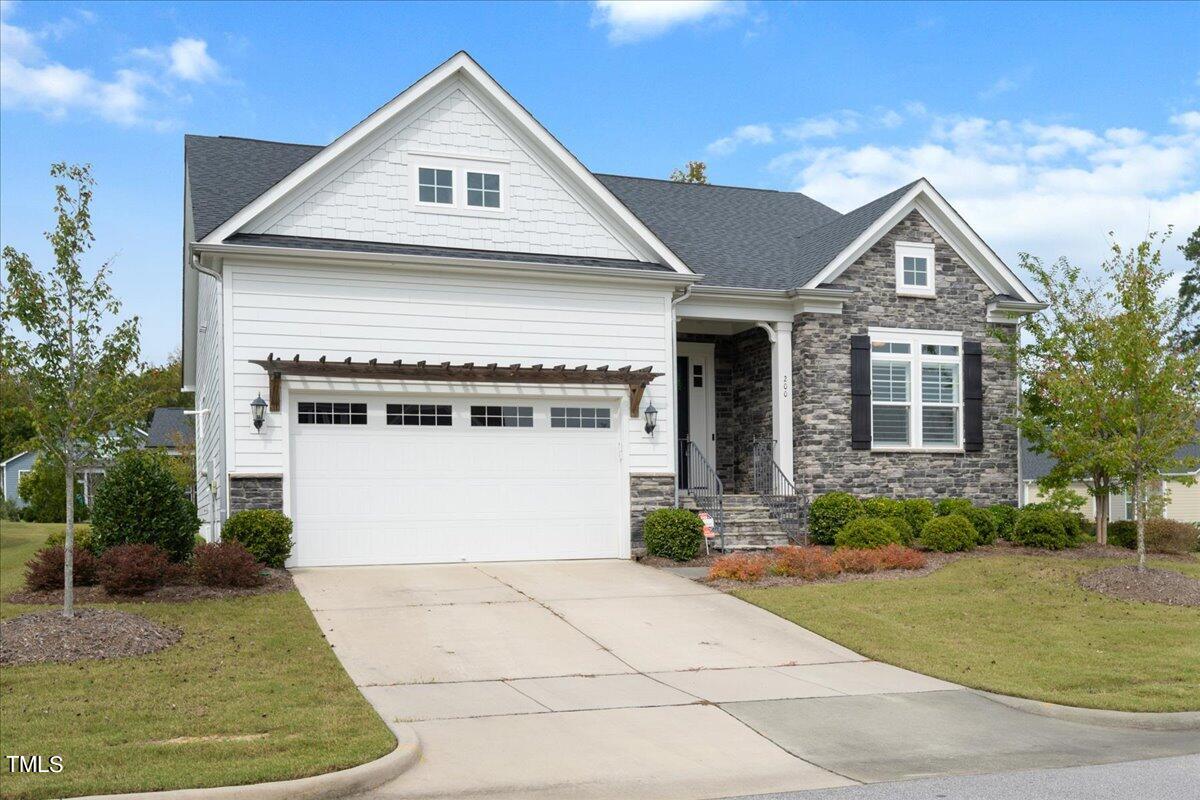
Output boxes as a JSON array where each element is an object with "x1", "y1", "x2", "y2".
[
  {"x1": 850, "y1": 335, "x2": 871, "y2": 450},
  {"x1": 963, "y1": 340, "x2": 983, "y2": 452}
]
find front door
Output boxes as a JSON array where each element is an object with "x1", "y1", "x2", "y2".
[{"x1": 676, "y1": 342, "x2": 716, "y2": 488}]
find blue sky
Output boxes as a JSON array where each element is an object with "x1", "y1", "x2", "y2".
[{"x1": 2, "y1": 0, "x2": 1198, "y2": 364}]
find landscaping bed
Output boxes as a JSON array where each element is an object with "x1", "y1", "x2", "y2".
[
  {"x1": 1079, "y1": 565, "x2": 1200, "y2": 607},
  {"x1": 0, "y1": 608, "x2": 181, "y2": 666},
  {"x1": 7, "y1": 567, "x2": 293, "y2": 606}
]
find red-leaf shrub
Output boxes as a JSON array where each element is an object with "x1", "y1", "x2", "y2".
[
  {"x1": 98, "y1": 544, "x2": 170, "y2": 596},
  {"x1": 876, "y1": 543, "x2": 927, "y2": 571},
  {"x1": 770, "y1": 546, "x2": 841, "y2": 580},
  {"x1": 192, "y1": 541, "x2": 265, "y2": 588},
  {"x1": 23, "y1": 545, "x2": 99, "y2": 591},
  {"x1": 830, "y1": 548, "x2": 885, "y2": 573},
  {"x1": 708, "y1": 552, "x2": 770, "y2": 582}
]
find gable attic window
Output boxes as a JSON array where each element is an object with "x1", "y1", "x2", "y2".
[
  {"x1": 466, "y1": 172, "x2": 501, "y2": 208},
  {"x1": 418, "y1": 167, "x2": 453, "y2": 205},
  {"x1": 895, "y1": 241, "x2": 936, "y2": 298}
]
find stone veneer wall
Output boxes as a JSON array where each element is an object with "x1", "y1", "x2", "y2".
[
  {"x1": 629, "y1": 473, "x2": 675, "y2": 547},
  {"x1": 228, "y1": 475, "x2": 284, "y2": 513},
  {"x1": 792, "y1": 209, "x2": 1019, "y2": 504}
]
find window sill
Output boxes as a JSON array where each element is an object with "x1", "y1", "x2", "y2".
[
  {"x1": 870, "y1": 447, "x2": 965, "y2": 454},
  {"x1": 895, "y1": 288, "x2": 937, "y2": 299}
]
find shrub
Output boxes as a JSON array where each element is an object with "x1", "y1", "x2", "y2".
[
  {"x1": 962, "y1": 506, "x2": 998, "y2": 545},
  {"x1": 43, "y1": 525, "x2": 97, "y2": 554},
  {"x1": 835, "y1": 517, "x2": 902, "y2": 550},
  {"x1": 17, "y1": 457, "x2": 88, "y2": 523},
  {"x1": 810, "y1": 492, "x2": 863, "y2": 545},
  {"x1": 861, "y1": 497, "x2": 902, "y2": 519},
  {"x1": 91, "y1": 450, "x2": 200, "y2": 562},
  {"x1": 830, "y1": 548, "x2": 885, "y2": 573},
  {"x1": 222, "y1": 509, "x2": 294, "y2": 568},
  {"x1": 98, "y1": 544, "x2": 170, "y2": 596},
  {"x1": 1143, "y1": 519, "x2": 1200, "y2": 554},
  {"x1": 23, "y1": 545, "x2": 99, "y2": 591},
  {"x1": 643, "y1": 508, "x2": 705, "y2": 561},
  {"x1": 1011, "y1": 508, "x2": 1072, "y2": 550},
  {"x1": 988, "y1": 504, "x2": 1018, "y2": 540},
  {"x1": 876, "y1": 543, "x2": 927, "y2": 570},
  {"x1": 920, "y1": 514, "x2": 977, "y2": 552},
  {"x1": 881, "y1": 516, "x2": 916, "y2": 545},
  {"x1": 898, "y1": 498, "x2": 935, "y2": 536},
  {"x1": 1, "y1": 497, "x2": 20, "y2": 522},
  {"x1": 1108, "y1": 520, "x2": 1138, "y2": 549},
  {"x1": 770, "y1": 546, "x2": 841, "y2": 580},
  {"x1": 192, "y1": 541, "x2": 265, "y2": 587},
  {"x1": 708, "y1": 552, "x2": 770, "y2": 582},
  {"x1": 934, "y1": 498, "x2": 974, "y2": 517}
]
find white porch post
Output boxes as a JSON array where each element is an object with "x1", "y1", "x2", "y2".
[{"x1": 771, "y1": 321, "x2": 794, "y2": 476}]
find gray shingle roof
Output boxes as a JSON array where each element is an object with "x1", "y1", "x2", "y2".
[
  {"x1": 146, "y1": 408, "x2": 194, "y2": 448},
  {"x1": 185, "y1": 135, "x2": 917, "y2": 290},
  {"x1": 1021, "y1": 426, "x2": 1200, "y2": 482}
]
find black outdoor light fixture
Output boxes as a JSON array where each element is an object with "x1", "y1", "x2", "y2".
[
  {"x1": 643, "y1": 402, "x2": 657, "y2": 435},
  {"x1": 251, "y1": 394, "x2": 268, "y2": 431}
]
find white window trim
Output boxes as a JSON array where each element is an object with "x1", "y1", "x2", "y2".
[
  {"x1": 414, "y1": 165, "x2": 455, "y2": 208},
  {"x1": 895, "y1": 241, "x2": 936, "y2": 298},
  {"x1": 869, "y1": 327, "x2": 963, "y2": 452},
  {"x1": 409, "y1": 154, "x2": 509, "y2": 217}
]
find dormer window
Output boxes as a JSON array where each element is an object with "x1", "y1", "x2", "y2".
[
  {"x1": 418, "y1": 168, "x2": 454, "y2": 205},
  {"x1": 895, "y1": 241, "x2": 935, "y2": 298}
]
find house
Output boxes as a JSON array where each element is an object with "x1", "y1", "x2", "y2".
[
  {"x1": 181, "y1": 52, "x2": 1043, "y2": 567},
  {"x1": 143, "y1": 407, "x2": 195, "y2": 456},
  {"x1": 1020, "y1": 438, "x2": 1200, "y2": 523},
  {"x1": 1, "y1": 450, "x2": 37, "y2": 509}
]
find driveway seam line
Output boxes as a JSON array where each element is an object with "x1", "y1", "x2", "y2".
[{"x1": 715, "y1": 704, "x2": 866, "y2": 786}]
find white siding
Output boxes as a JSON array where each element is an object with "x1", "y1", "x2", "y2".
[
  {"x1": 226, "y1": 260, "x2": 675, "y2": 477},
  {"x1": 194, "y1": 271, "x2": 225, "y2": 535},
  {"x1": 260, "y1": 84, "x2": 636, "y2": 260}
]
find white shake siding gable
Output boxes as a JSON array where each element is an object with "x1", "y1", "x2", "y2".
[{"x1": 226, "y1": 260, "x2": 676, "y2": 476}]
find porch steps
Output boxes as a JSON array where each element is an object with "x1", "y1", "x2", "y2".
[{"x1": 680, "y1": 493, "x2": 793, "y2": 550}]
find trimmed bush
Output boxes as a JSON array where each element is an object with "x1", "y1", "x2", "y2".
[
  {"x1": 708, "y1": 552, "x2": 769, "y2": 582},
  {"x1": 1144, "y1": 519, "x2": 1200, "y2": 554},
  {"x1": 861, "y1": 497, "x2": 902, "y2": 519},
  {"x1": 810, "y1": 492, "x2": 863, "y2": 545},
  {"x1": 24, "y1": 545, "x2": 99, "y2": 591},
  {"x1": 935, "y1": 498, "x2": 974, "y2": 517},
  {"x1": 1011, "y1": 508, "x2": 1072, "y2": 550},
  {"x1": 835, "y1": 517, "x2": 902, "y2": 550},
  {"x1": 920, "y1": 514, "x2": 977, "y2": 552},
  {"x1": 643, "y1": 508, "x2": 705, "y2": 561},
  {"x1": 881, "y1": 516, "x2": 916, "y2": 545},
  {"x1": 91, "y1": 450, "x2": 200, "y2": 562},
  {"x1": 192, "y1": 541, "x2": 265, "y2": 587},
  {"x1": 830, "y1": 548, "x2": 885, "y2": 573},
  {"x1": 898, "y1": 498, "x2": 935, "y2": 537},
  {"x1": 770, "y1": 546, "x2": 840, "y2": 580},
  {"x1": 988, "y1": 504, "x2": 1018, "y2": 541},
  {"x1": 963, "y1": 506, "x2": 998, "y2": 545},
  {"x1": 98, "y1": 544, "x2": 170, "y2": 596},
  {"x1": 222, "y1": 509, "x2": 294, "y2": 568},
  {"x1": 876, "y1": 543, "x2": 927, "y2": 570},
  {"x1": 44, "y1": 525, "x2": 97, "y2": 554},
  {"x1": 1108, "y1": 520, "x2": 1138, "y2": 549}
]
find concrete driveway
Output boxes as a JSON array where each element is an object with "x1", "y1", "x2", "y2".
[{"x1": 294, "y1": 559, "x2": 1200, "y2": 800}]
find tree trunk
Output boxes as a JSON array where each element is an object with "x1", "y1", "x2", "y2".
[
  {"x1": 63, "y1": 458, "x2": 75, "y2": 618},
  {"x1": 1135, "y1": 476, "x2": 1147, "y2": 573},
  {"x1": 1097, "y1": 488, "x2": 1108, "y2": 546}
]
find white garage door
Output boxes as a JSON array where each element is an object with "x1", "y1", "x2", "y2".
[{"x1": 289, "y1": 395, "x2": 624, "y2": 566}]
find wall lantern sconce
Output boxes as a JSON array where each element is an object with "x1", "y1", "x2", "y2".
[
  {"x1": 643, "y1": 402, "x2": 658, "y2": 435},
  {"x1": 251, "y1": 394, "x2": 268, "y2": 431}
]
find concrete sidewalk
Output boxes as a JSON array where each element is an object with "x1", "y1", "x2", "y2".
[{"x1": 294, "y1": 559, "x2": 1200, "y2": 800}]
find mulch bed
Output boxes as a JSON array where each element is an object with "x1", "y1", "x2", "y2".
[
  {"x1": 1078, "y1": 565, "x2": 1200, "y2": 607},
  {"x1": 6, "y1": 568, "x2": 293, "y2": 606},
  {"x1": 0, "y1": 608, "x2": 182, "y2": 666}
]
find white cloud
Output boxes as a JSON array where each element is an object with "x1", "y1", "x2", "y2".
[
  {"x1": 979, "y1": 76, "x2": 1018, "y2": 100},
  {"x1": 785, "y1": 112, "x2": 861, "y2": 141},
  {"x1": 0, "y1": 4, "x2": 221, "y2": 127},
  {"x1": 1170, "y1": 110, "x2": 1200, "y2": 131},
  {"x1": 591, "y1": 0, "x2": 744, "y2": 44},
  {"x1": 706, "y1": 122, "x2": 773, "y2": 155}
]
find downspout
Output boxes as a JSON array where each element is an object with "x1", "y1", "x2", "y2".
[
  {"x1": 669, "y1": 286, "x2": 694, "y2": 507},
  {"x1": 187, "y1": 249, "x2": 226, "y2": 534}
]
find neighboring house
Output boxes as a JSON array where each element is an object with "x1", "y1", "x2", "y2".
[
  {"x1": 1, "y1": 450, "x2": 37, "y2": 509},
  {"x1": 1020, "y1": 438, "x2": 1200, "y2": 524},
  {"x1": 181, "y1": 52, "x2": 1044, "y2": 567},
  {"x1": 143, "y1": 407, "x2": 195, "y2": 456}
]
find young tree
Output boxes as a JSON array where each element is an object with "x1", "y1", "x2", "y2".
[
  {"x1": 1176, "y1": 224, "x2": 1199, "y2": 350},
  {"x1": 1106, "y1": 232, "x2": 1200, "y2": 571},
  {"x1": 1008, "y1": 254, "x2": 1124, "y2": 544},
  {"x1": 1, "y1": 163, "x2": 147, "y2": 616},
  {"x1": 669, "y1": 161, "x2": 709, "y2": 184}
]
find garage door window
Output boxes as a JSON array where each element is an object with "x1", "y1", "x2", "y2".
[
  {"x1": 386, "y1": 404, "x2": 452, "y2": 426},
  {"x1": 298, "y1": 401, "x2": 367, "y2": 425},
  {"x1": 550, "y1": 407, "x2": 611, "y2": 429},
  {"x1": 470, "y1": 405, "x2": 533, "y2": 428}
]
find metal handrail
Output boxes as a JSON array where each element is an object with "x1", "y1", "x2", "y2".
[
  {"x1": 680, "y1": 438, "x2": 726, "y2": 552},
  {"x1": 752, "y1": 439, "x2": 808, "y2": 546}
]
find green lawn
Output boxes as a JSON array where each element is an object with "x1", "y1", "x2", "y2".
[
  {"x1": 736, "y1": 555, "x2": 1200, "y2": 713},
  {"x1": 0, "y1": 522, "x2": 395, "y2": 800}
]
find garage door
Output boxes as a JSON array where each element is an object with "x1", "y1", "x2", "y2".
[{"x1": 289, "y1": 395, "x2": 624, "y2": 566}]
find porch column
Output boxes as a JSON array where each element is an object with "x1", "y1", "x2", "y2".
[{"x1": 771, "y1": 321, "x2": 794, "y2": 476}]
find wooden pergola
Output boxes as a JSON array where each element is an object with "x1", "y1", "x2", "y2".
[{"x1": 249, "y1": 355, "x2": 663, "y2": 417}]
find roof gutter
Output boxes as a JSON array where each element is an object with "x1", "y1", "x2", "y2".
[{"x1": 987, "y1": 297, "x2": 1048, "y2": 324}]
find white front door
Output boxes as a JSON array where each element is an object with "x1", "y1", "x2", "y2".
[
  {"x1": 676, "y1": 342, "x2": 716, "y2": 471},
  {"x1": 289, "y1": 394, "x2": 625, "y2": 566}
]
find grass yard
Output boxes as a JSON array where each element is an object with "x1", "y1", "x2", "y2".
[
  {"x1": 0, "y1": 522, "x2": 396, "y2": 800},
  {"x1": 736, "y1": 555, "x2": 1200, "y2": 713}
]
